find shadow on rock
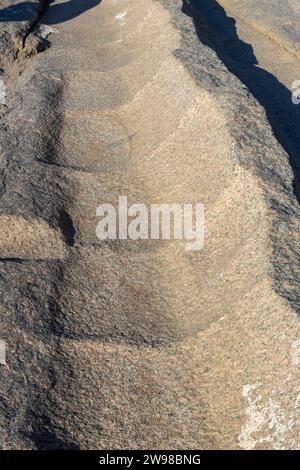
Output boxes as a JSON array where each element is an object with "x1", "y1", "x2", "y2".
[
  {"x1": 0, "y1": 0, "x2": 101, "y2": 24},
  {"x1": 185, "y1": 0, "x2": 300, "y2": 203}
]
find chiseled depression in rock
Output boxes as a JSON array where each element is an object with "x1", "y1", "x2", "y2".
[{"x1": 0, "y1": 0, "x2": 299, "y2": 450}]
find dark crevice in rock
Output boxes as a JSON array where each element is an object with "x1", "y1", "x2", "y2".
[
  {"x1": 0, "y1": 257, "x2": 61, "y2": 264},
  {"x1": 30, "y1": 431, "x2": 80, "y2": 450},
  {"x1": 21, "y1": 413, "x2": 80, "y2": 450},
  {"x1": 57, "y1": 208, "x2": 76, "y2": 247}
]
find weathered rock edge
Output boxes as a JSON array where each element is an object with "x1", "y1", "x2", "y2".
[
  {"x1": 0, "y1": 0, "x2": 47, "y2": 66},
  {"x1": 160, "y1": 0, "x2": 300, "y2": 318}
]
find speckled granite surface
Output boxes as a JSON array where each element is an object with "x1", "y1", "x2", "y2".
[{"x1": 0, "y1": 0, "x2": 299, "y2": 449}]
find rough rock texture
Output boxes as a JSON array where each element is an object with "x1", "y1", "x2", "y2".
[
  {"x1": 0, "y1": 0, "x2": 46, "y2": 65},
  {"x1": 0, "y1": 0, "x2": 299, "y2": 450}
]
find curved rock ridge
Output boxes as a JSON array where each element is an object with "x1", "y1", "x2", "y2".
[{"x1": 0, "y1": 0, "x2": 299, "y2": 450}]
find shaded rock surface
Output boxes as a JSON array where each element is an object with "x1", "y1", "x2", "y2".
[
  {"x1": 0, "y1": 0, "x2": 299, "y2": 450},
  {"x1": 0, "y1": 0, "x2": 46, "y2": 65},
  {"x1": 212, "y1": 0, "x2": 300, "y2": 57}
]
